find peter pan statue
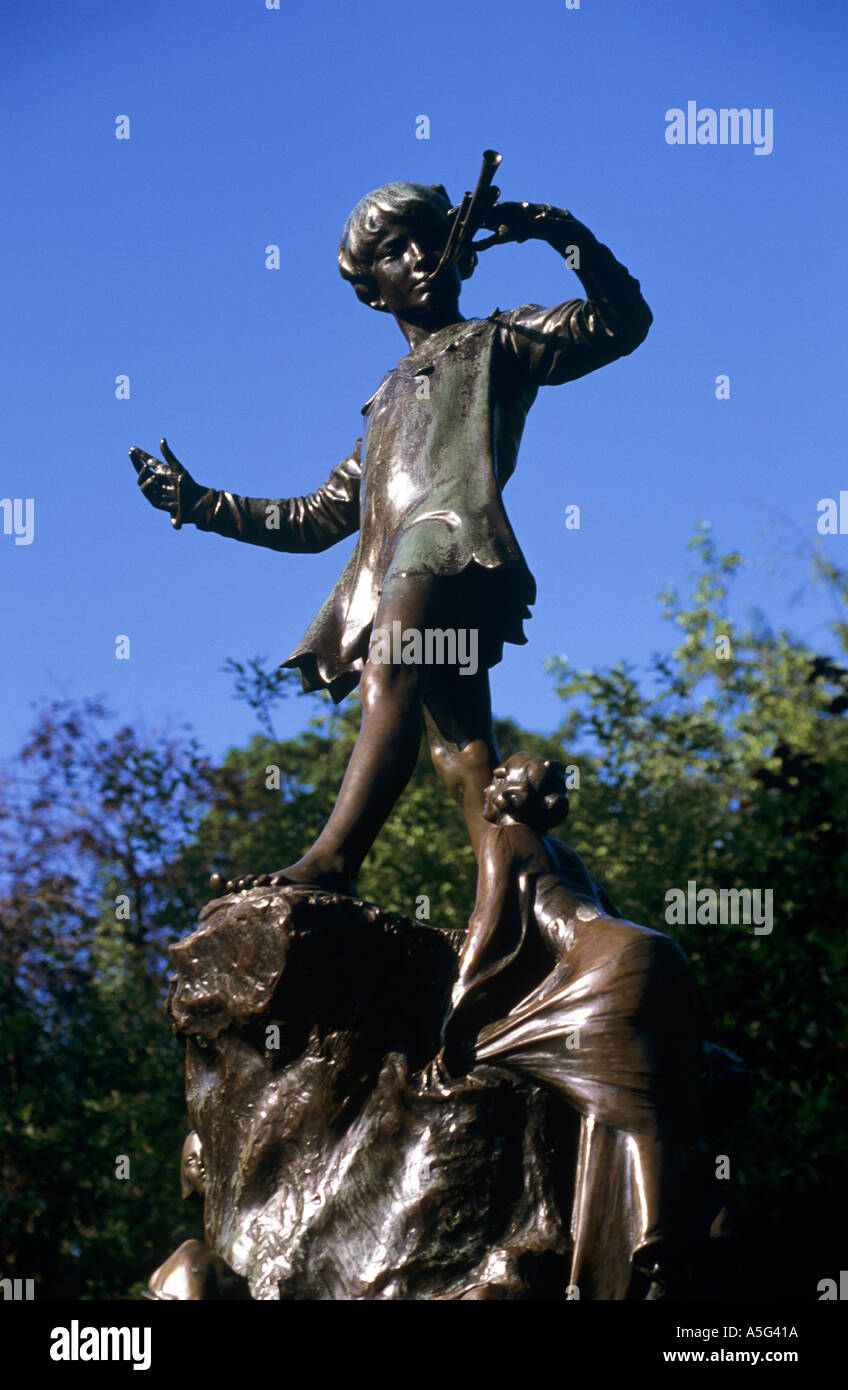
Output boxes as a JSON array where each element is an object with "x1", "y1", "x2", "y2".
[{"x1": 129, "y1": 153, "x2": 652, "y2": 895}]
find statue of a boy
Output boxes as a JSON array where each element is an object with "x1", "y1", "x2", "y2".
[{"x1": 130, "y1": 171, "x2": 652, "y2": 893}]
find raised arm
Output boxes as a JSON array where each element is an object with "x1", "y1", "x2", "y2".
[
  {"x1": 129, "y1": 438, "x2": 362, "y2": 553},
  {"x1": 484, "y1": 201, "x2": 653, "y2": 390}
]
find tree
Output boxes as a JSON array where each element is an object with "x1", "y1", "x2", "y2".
[{"x1": 0, "y1": 700, "x2": 215, "y2": 1298}]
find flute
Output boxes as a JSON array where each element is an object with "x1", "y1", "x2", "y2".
[{"x1": 425, "y1": 149, "x2": 503, "y2": 282}]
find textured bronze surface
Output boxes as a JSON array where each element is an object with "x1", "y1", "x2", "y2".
[{"x1": 162, "y1": 887, "x2": 575, "y2": 1300}]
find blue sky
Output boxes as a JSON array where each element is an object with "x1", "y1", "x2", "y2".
[{"x1": 1, "y1": 0, "x2": 846, "y2": 762}]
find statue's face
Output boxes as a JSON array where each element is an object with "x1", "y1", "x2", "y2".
[
  {"x1": 367, "y1": 207, "x2": 461, "y2": 322},
  {"x1": 483, "y1": 760, "x2": 529, "y2": 824},
  {"x1": 181, "y1": 1132, "x2": 207, "y2": 1198},
  {"x1": 482, "y1": 753, "x2": 554, "y2": 826}
]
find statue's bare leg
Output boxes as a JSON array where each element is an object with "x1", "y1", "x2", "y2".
[{"x1": 234, "y1": 575, "x2": 477, "y2": 893}]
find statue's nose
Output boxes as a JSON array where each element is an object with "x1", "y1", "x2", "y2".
[{"x1": 412, "y1": 241, "x2": 436, "y2": 272}]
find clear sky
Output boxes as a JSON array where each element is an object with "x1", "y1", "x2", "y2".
[{"x1": 1, "y1": 0, "x2": 846, "y2": 762}]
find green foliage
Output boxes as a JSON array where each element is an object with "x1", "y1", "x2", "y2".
[
  {"x1": 1, "y1": 531, "x2": 845, "y2": 1298},
  {"x1": 0, "y1": 702, "x2": 212, "y2": 1298}
]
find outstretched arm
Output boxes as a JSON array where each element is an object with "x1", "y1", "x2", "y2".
[
  {"x1": 452, "y1": 826, "x2": 526, "y2": 1017},
  {"x1": 483, "y1": 201, "x2": 653, "y2": 388},
  {"x1": 129, "y1": 438, "x2": 362, "y2": 553}
]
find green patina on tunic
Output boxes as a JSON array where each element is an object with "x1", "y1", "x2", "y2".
[{"x1": 188, "y1": 230, "x2": 652, "y2": 700}]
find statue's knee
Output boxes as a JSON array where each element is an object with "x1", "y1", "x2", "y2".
[
  {"x1": 360, "y1": 656, "x2": 419, "y2": 713},
  {"x1": 430, "y1": 738, "x2": 457, "y2": 791}
]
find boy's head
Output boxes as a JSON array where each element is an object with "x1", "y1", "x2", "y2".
[
  {"x1": 482, "y1": 754, "x2": 570, "y2": 833},
  {"x1": 338, "y1": 181, "x2": 476, "y2": 317}
]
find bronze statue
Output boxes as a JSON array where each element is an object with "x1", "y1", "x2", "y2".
[
  {"x1": 129, "y1": 153, "x2": 652, "y2": 894},
  {"x1": 131, "y1": 153, "x2": 742, "y2": 1301},
  {"x1": 428, "y1": 753, "x2": 716, "y2": 1298}
]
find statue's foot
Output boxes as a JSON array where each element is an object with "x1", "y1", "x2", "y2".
[{"x1": 209, "y1": 857, "x2": 355, "y2": 898}]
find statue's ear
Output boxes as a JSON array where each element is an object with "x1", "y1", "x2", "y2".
[
  {"x1": 429, "y1": 183, "x2": 450, "y2": 202},
  {"x1": 457, "y1": 246, "x2": 478, "y2": 282},
  {"x1": 543, "y1": 791, "x2": 569, "y2": 826},
  {"x1": 504, "y1": 786, "x2": 528, "y2": 815}
]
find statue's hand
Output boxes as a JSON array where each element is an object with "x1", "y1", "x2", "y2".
[
  {"x1": 419, "y1": 1049, "x2": 461, "y2": 1097},
  {"x1": 129, "y1": 437, "x2": 198, "y2": 529},
  {"x1": 418, "y1": 1034, "x2": 476, "y2": 1096},
  {"x1": 475, "y1": 200, "x2": 554, "y2": 248}
]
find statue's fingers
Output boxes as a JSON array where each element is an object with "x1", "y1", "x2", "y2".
[
  {"x1": 129, "y1": 447, "x2": 158, "y2": 475},
  {"x1": 470, "y1": 232, "x2": 503, "y2": 253},
  {"x1": 141, "y1": 481, "x2": 178, "y2": 514},
  {"x1": 160, "y1": 437, "x2": 182, "y2": 470},
  {"x1": 135, "y1": 454, "x2": 171, "y2": 483},
  {"x1": 139, "y1": 473, "x2": 170, "y2": 499}
]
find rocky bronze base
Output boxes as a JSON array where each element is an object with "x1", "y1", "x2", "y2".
[
  {"x1": 163, "y1": 885, "x2": 579, "y2": 1300},
  {"x1": 155, "y1": 883, "x2": 732, "y2": 1300}
]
